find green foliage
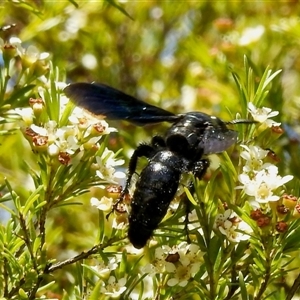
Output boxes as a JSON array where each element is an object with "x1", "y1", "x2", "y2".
[{"x1": 1, "y1": 1, "x2": 300, "y2": 300}]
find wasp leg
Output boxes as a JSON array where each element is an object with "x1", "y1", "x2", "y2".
[
  {"x1": 183, "y1": 159, "x2": 210, "y2": 242},
  {"x1": 106, "y1": 141, "x2": 164, "y2": 220},
  {"x1": 121, "y1": 138, "x2": 165, "y2": 198}
]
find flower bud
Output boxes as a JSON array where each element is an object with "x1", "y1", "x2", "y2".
[
  {"x1": 256, "y1": 216, "x2": 271, "y2": 228},
  {"x1": 276, "y1": 204, "x2": 289, "y2": 217},
  {"x1": 282, "y1": 194, "x2": 298, "y2": 210},
  {"x1": 29, "y1": 97, "x2": 44, "y2": 117},
  {"x1": 58, "y1": 152, "x2": 71, "y2": 165},
  {"x1": 2, "y1": 43, "x2": 17, "y2": 63},
  {"x1": 292, "y1": 204, "x2": 300, "y2": 219},
  {"x1": 276, "y1": 221, "x2": 288, "y2": 233},
  {"x1": 32, "y1": 135, "x2": 48, "y2": 152},
  {"x1": 31, "y1": 59, "x2": 50, "y2": 77},
  {"x1": 250, "y1": 209, "x2": 264, "y2": 220},
  {"x1": 106, "y1": 185, "x2": 122, "y2": 200}
]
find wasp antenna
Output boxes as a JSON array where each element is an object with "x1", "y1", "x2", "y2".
[{"x1": 226, "y1": 119, "x2": 258, "y2": 125}]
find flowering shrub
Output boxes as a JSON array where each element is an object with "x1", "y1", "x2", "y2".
[
  {"x1": 80, "y1": 68, "x2": 298, "y2": 299},
  {"x1": 1, "y1": 2, "x2": 300, "y2": 300}
]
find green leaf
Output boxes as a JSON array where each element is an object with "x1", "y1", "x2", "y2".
[
  {"x1": 7, "y1": 84, "x2": 36, "y2": 106},
  {"x1": 104, "y1": 0, "x2": 134, "y2": 20},
  {"x1": 89, "y1": 280, "x2": 103, "y2": 300},
  {"x1": 239, "y1": 271, "x2": 249, "y2": 300},
  {"x1": 21, "y1": 185, "x2": 43, "y2": 215},
  {"x1": 184, "y1": 186, "x2": 197, "y2": 206},
  {"x1": 209, "y1": 236, "x2": 222, "y2": 272}
]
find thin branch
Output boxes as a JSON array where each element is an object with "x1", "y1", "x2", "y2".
[
  {"x1": 286, "y1": 272, "x2": 300, "y2": 300},
  {"x1": 45, "y1": 238, "x2": 123, "y2": 273}
]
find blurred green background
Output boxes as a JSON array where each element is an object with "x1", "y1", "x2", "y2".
[{"x1": 2, "y1": 0, "x2": 300, "y2": 296}]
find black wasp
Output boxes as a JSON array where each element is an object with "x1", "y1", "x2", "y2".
[{"x1": 64, "y1": 83, "x2": 253, "y2": 249}]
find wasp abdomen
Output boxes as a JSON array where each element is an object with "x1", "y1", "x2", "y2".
[{"x1": 128, "y1": 151, "x2": 182, "y2": 249}]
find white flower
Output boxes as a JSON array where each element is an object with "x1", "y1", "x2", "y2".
[
  {"x1": 186, "y1": 208, "x2": 201, "y2": 231},
  {"x1": 238, "y1": 165, "x2": 293, "y2": 204},
  {"x1": 165, "y1": 243, "x2": 202, "y2": 287},
  {"x1": 164, "y1": 243, "x2": 202, "y2": 287},
  {"x1": 55, "y1": 81, "x2": 68, "y2": 90},
  {"x1": 240, "y1": 145, "x2": 269, "y2": 172},
  {"x1": 248, "y1": 102, "x2": 281, "y2": 127},
  {"x1": 30, "y1": 122, "x2": 80, "y2": 155},
  {"x1": 69, "y1": 108, "x2": 117, "y2": 137},
  {"x1": 30, "y1": 123, "x2": 49, "y2": 136},
  {"x1": 14, "y1": 107, "x2": 34, "y2": 125},
  {"x1": 141, "y1": 246, "x2": 173, "y2": 275},
  {"x1": 111, "y1": 209, "x2": 128, "y2": 230},
  {"x1": 238, "y1": 143, "x2": 293, "y2": 204},
  {"x1": 26, "y1": 45, "x2": 49, "y2": 61},
  {"x1": 6, "y1": 37, "x2": 23, "y2": 57},
  {"x1": 8, "y1": 36, "x2": 22, "y2": 46},
  {"x1": 142, "y1": 244, "x2": 203, "y2": 288},
  {"x1": 94, "y1": 148, "x2": 125, "y2": 183},
  {"x1": 48, "y1": 144, "x2": 60, "y2": 156},
  {"x1": 54, "y1": 126, "x2": 80, "y2": 154},
  {"x1": 152, "y1": 247, "x2": 172, "y2": 273},
  {"x1": 141, "y1": 263, "x2": 158, "y2": 275},
  {"x1": 101, "y1": 276, "x2": 127, "y2": 298},
  {"x1": 102, "y1": 148, "x2": 125, "y2": 167},
  {"x1": 214, "y1": 210, "x2": 252, "y2": 242},
  {"x1": 167, "y1": 264, "x2": 191, "y2": 287},
  {"x1": 95, "y1": 166, "x2": 116, "y2": 182},
  {"x1": 91, "y1": 257, "x2": 119, "y2": 278},
  {"x1": 90, "y1": 196, "x2": 113, "y2": 211},
  {"x1": 239, "y1": 25, "x2": 265, "y2": 46},
  {"x1": 17, "y1": 44, "x2": 49, "y2": 66},
  {"x1": 176, "y1": 242, "x2": 202, "y2": 269},
  {"x1": 6, "y1": 38, "x2": 49, "y2": 69}
]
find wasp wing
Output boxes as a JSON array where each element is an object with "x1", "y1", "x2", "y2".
[{"x1": 64, "y1": 82, "x2": 180, "y2": 126}]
